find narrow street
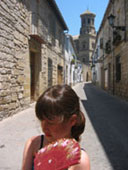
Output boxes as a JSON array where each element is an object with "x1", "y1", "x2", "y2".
[
  {"x1": 0, "y1": 82, "x2": 128, "y2": 170},
  {"x1": 81, "y1": 83, "x2": 128, "y2": 170},
  {"x1": 1, "y1": 0, "x2": 128, "y2": 169}
]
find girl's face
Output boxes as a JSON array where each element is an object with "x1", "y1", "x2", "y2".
[{"x1": 41, "y1": 115, "x2": 77, "y2": 143}]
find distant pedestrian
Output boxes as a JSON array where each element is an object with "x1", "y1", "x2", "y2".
[{"x1": 22, "y1": 84, "x2": 90, "y2": 170}]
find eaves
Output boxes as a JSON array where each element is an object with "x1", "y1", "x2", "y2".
[{"x1": 47, "y1": 0, "x2": 68, "y2": 31}]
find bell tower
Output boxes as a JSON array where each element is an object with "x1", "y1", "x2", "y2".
[
  {"x1": 73, "y1": 9, "x2": 96, "y2": 81},
  {"x1": 79, "y1": 10, "x2": 96, "y2": 64},
  {"x1": 80, "y1": 10, "x2": 96, "y2": 36}
]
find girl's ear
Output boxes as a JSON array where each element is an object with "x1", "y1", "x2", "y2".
[{"x1": 69, "y1": 114, "x2": 77, "y2": 127}]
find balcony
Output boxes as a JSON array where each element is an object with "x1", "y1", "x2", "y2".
[
  {"x1": 113, "y1": 31, "x2": 122, "y2": 46},
  {"x1": 29, "y1": 12, "x2": 47, "y2": 44},
  {"x1": 105, "y1": 40, "x2": 111, "y2": 54}
]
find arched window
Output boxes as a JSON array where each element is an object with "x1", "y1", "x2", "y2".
[{"x1": 88, "y1": 18, "x2": 90, "y2": 24}]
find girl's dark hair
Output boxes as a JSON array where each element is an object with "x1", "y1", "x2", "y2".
[{"x1": 35, "y1": 84, "x2": 85, "y2": 141}]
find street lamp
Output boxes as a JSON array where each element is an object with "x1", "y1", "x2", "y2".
[{"x1": 108, "y1": 14, "x2": 126, "y2": 31}]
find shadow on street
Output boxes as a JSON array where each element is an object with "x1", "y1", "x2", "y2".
[{"x1": 82, "y1": 83, "x2": 128, "y2": 170}]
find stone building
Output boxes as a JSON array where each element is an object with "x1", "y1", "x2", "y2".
[
  {"x1": 73, "y1": 10, "x2": 96, "y2": 81},
  {"x1": 92, "y1": 0, "x2": 128, "y2": 100},
  {"x1": 0, "y1": 0, "x2": 68, "y2": 120}
]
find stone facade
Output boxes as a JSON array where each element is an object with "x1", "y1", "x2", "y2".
[
  {"x1": 93, "y1": 0, "x2": 128, "y2": 100},
  {"x1": 0, "y1": 0, "x2": 29, "y2": 119},
  {"x1": 73, "y1": 10, "x2": 96, "y2": 81},
  {"x1": 0, "y1": 0, "x2": 68, "y2": 120}
]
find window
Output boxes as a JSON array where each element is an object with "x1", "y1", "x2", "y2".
[
  {"x1": 83, "y1": 44, "x2": 85, "y2": 49},
  {"x1": 100, "y1": 38, "x2": 103, "y2": 49},
  {"x1": 82, "y1": 18, "x2": 85, "y2": 26},
  {"x1": 82, "y1": 41, "x2": 87, "y2": 50},
  {"x1": 65, "y1": 36, "x2": 68, "y2": 51},
  {"x1": 82, "y1": 58, "x2": 85, "y2": 63},
  {"x1": 116, "y1": 55, "x2": 121, "y2": 82},
  {"x1": 105, "y1": 40, "x2": 111, "y2": 54},
  {"x1": 92, "y1": 42, "x2": 95, "y2": 49},
  {"x1": 88, "y1": 18, "x2": 90, "y2": 24}
]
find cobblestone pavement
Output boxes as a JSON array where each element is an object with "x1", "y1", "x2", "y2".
[
  {"x1": 0, "y1": 82, "x2": 128, "y2": 170},
  {"x1": 81, "y1": 83, "x2": 128, "y2": 170}
]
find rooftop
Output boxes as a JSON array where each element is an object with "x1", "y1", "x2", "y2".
[
  {"x1": 80, "y1": 10, "x2": 96, "y2": 17},
  {"x1": 72, "y1": 35, "x2": 79, "y2": 40},
  {"x1": 47, "y1": 0, "x2": 68, "y2": 31}
]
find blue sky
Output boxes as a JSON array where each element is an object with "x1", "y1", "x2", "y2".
[{"x1": 55, "y1": 0, "x2": 109, "y2": 35}]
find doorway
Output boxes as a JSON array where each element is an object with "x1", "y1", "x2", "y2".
[
  {"x1": 58, "y1": 65, "x2": 63, "y2": 84},
  {"x1": 48, "y1": 58, "x2": 53, "y2": 87},
  {"x1": 30, "y1": 52, "x2": 36, "y2": 101},
  {"x1": 104, "y1": 69, "x2": 108, "y2": 90}
]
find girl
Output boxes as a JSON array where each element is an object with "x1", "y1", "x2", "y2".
[{"x1": 22, "y1": 84, "x2": 90, "y2": 170}]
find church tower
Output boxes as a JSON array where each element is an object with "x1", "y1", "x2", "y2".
[
  {"x1": 80, "y1": 10, "x2": 96, "y2": 36},
  {"x1": 79, "y1": 10, "x2": 96, "y2": 64},
  {"x1": 73, "y1": 9, "x2": 96, "y2": 81}
]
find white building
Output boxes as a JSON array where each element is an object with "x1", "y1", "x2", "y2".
[
  {"x1": 92, "y1": 28, "x2": 105, "y2": 88},
  {"x1": 64, "y1": 34, "x2": 83, "y2": 85}
]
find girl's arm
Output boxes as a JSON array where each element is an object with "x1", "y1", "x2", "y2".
[
  {"x1": 22, "y1": 137, "x2": 37, "y2": 170},
  {"x1": 69, "y1": 150, "x2": 90, "y2": 170}
]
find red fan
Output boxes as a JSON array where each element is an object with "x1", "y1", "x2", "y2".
[{"x1": 34, "y1": 138, "x2": 81, "y2": 170}]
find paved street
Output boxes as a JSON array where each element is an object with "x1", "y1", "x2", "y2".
[
  {"x1": 0, "y1": 82, "x2": 128, "y2": 170},
  {"x1": 82, "y1": 83, "x2": 128, "y2": 170}
]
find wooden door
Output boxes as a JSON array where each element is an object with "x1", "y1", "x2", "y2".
[{"x1": 58, "y1": 65, "x2": 63, "y2": 84}]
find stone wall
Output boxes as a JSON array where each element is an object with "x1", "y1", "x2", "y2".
[
  {"x1": 0, "y1": 0, "x2": 29, "y2": 120},
  {"x1": 114, "y1": 41, "x2": 128, "y2": 100},
  {"x1": 0, "y1": 0, "x2": 66, "y2": 120},
  {"x1": 112, "y1": 0, "x2": 128, "y2": 100},
  {"x1": 102, "y1": 0, "x2": 128, "y2": 100}
]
